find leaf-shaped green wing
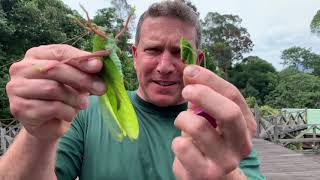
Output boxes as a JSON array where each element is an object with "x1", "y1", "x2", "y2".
[
  {"x1": 93, "y1": 35, "x2": 139, "y2": 141},
  {"x1": 180, "y1": 37, "x2": 196, "y2": 65}
]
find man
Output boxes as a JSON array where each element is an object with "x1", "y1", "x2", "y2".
[{"x1": 0, "y1": 1, "x2": 264, "y2": 179}]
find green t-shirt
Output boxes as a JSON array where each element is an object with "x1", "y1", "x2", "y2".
[{"x1": 55, "y1": 91, "x2": 265, "y2": 180}]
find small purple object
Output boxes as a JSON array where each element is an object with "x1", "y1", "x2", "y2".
[{"x1": 194, "y1": 108, "x2": 217, "y2": 128}]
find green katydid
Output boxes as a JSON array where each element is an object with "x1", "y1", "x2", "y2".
[
  {"x1": 180, "y1": 37, "x2": 196, "y2": 65},
  {"x1": 40, "y1": 5, "x2": 139, "y2": 141},
  {"x1": 180, "y1": 37, "x2": 217, "y2": 128}
]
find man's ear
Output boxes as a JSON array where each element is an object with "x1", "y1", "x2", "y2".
[
  {"x1": 196, "y1": 50, "x2": 205, "y2": 65},
  {"x1": 132, "y1": 45, "x2": 137, "y2": 58},
  {"x1": 132, "y1": 45, "x2": 137, "y2": 69}
]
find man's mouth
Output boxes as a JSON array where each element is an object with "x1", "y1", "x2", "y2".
[{"x1": 153, "y1": 80, "x2": 177, "y2": 86}]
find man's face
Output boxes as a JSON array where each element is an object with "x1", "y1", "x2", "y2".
[{"x1": 132, "y1": 17, "x2": 199, "y2": 107}]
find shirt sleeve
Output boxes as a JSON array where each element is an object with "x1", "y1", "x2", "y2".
[
  {"x1": 239, "y1": 147, "x2": 266, "y2": 180},
  {"x1": 55, "y1": 112, "x2": 86, "y2": 180}
]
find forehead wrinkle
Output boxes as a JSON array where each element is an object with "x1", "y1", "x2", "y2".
[
  {"x1": 140, "y1": 39, "x2": 160, "y2": 47},
  {"x1": 139, "y1": 18, "x2": 197, "y2": 49},
  {"x1": 140, "y1": 34, "x2": 180, "y2": 48},
  {"x1": 141, "y1": 39, "x2": 181, "y2": 51}
]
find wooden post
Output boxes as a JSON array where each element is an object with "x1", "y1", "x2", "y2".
[
  {"x1": 274, "y1": 117, "x2": 279, "y2": 143},
  {"x1": 254, "y1": 105, "x2": 261, "y2": 138},
  {"x1": 313, "y1": 125, "x2": 317, "y2": 150},
  {"x1": 0, "y1": 128, "x2": 6, "y2": 154},
  {"x1": 304, "y1": 108, "x2": 308, "y2": 124}
]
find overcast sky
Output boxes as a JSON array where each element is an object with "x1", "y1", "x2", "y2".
[{"x1": 63, "y1": 0, "x2": 320, "y2": 70}]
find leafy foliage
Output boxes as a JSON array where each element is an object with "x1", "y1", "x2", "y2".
[
  {"x1": 201, "y1": 12, "x2": 253, "y2": 76},
  {"x1": 245, "y1": 96, "x2": 257, "y2": 108},
  {"x1": 259, "y1": 105, "x2": 280, "y2": 117},
  {"x1": 229, "y1": 56, "x2": 278, "y2": 105},
  {"x1": 265, "y1": 69, "x2": 320, "y2": 108},
  {"x1": 287, "y1": 143, "x2": 302, "y2": 151},
  {"x1": 281, "y1": 46, "x2": 320, "y2": 75},
  {"x1": 311, "y1": 10, "x2": 320, "y2": 36},
  {"x1": 3, "y1": 0, "x2": 86, "y2": 55}
]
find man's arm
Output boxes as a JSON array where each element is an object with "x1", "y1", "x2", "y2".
[
  {"x1": 0, "y1": 129, "x2": 58, "y2": 180},
  {"x1": 0, "y1": 44, "x2": 106, "y2": 180}
]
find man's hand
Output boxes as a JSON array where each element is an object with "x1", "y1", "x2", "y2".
[
  {"x1": 6, "y1": 44, "x2": 106, "y2": 140},
  {"x1": 172, "y1": 65, "x2": 254, "y2": 180}
]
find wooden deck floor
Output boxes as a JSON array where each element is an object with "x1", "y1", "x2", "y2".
[{"x1": 253, "y1": 138, "x2": 320, "y2": 180}]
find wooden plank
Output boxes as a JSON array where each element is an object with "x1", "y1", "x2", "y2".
[
  {"x1": 276, "y1": 124, "x2": 308, "y2": 135},
  {"x1": 278, "y1": 138, "x2": 320, "y2": 143},
  {"x1": 253, "y1": 138, "x2": 320, "y2": 180}
]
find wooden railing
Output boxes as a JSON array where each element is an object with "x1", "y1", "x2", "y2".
[
  {"x1": 1, "y1": 108, "x2": 319, "y2": 154},
  {"x1": 0, "y1": 119, "x2": 21, "y2": 155},
  {"x1": 254, "y1": 107, "x2": 320, "y2": 151}
]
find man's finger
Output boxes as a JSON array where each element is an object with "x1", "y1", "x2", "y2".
[
  {"x1": 9, "y1": 96, "x2": 78, "y2": 124},
  {"x1": 172, "y1": 158, "x2": 190, "y2": 180},
  {"x1": 6, "y1": 78, "x2": 89, "y2": 109},
  {"x1": 183, "y1": 65, "x2": 238, "y2": 100},
  {"x1": 183, "y1": 65, "x2": 256, "y2": 136},
  {"x1": 25, "y1": 44, "x2": 89, "y2": 61},
  {"x1": 10, "y1": 60, "x2": 106, "y2": 95},
  {"x1": 181, "y1": 84, "x2": 252, "y2": 157},
  {"x1": 24, "y1": 44, "x2": 103, "y2": 74},
  {"x1": 172, "y1": 136, "x2": 219, "y2": 179},
  {"x1": 175, "y1": 111, "x2": 221, "y2": 154}
]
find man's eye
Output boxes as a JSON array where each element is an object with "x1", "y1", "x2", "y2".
[
  {"x1": 172, "y1": 49, "x2": 181, "y2": 55},
  {"x1": 145, "y1": 48, "x2": 159, "y2": 53}
]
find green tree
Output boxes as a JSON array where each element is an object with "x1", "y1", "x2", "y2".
[
  {"x1": 259, "y1": 105, "x2": 280, "y2": 117},
  {"x1": 0, "y1": 0, "x2": 88, "y2": 119},
  {"x1": 203, "y1": 42, "x2": 232, "y2": 78},
  {"x1": 245, "y1": 96, "x2": 257, "y2": 108},
  {"x1": 201, "y1": 12, "x2": 253, "y2": 76},
  {"x1": 311, "y1": 10, "x2": 320, "y2": 36},
  {"x1": 265, "y1": 69, "x2": 320, "y2": 108},
  {"x1": 229, "y1": 56, "x2": 278, "y2": 105},
  {"x1": 2, "y1": 0, "x2": 86, "y2": 56},
  {"x1": 281, "y1": 46, "x2": 320, "y2": 76}
]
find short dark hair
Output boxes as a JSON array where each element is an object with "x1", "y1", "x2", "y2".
[{"x1": 135, "y1": 0, "x2": 201, "y2": 48}]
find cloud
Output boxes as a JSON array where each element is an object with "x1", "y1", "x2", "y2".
[{"x1": 248, "y1": 22, "x2": 320, "y2": 70}]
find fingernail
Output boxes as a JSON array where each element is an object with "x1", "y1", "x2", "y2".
[
  {"x1": 92, "y1": 81, "x2": 106, "y2": 94},
  {"x1": 182, "y1": 85, "x2": 193, "y2": 97},
  {"x1": 184, "y1": 65, "x2": 199, "y2": 78},
  {"x1": 79, "y1": 95, "x2": 89, "y2": 109},
  {"x1": 87, "y1": 59, "x2": 100, "y2": 68}
]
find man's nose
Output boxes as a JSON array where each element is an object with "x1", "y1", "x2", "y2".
[{"x1": 156, "y1": 50, "x2": 175, "y2": 75}]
